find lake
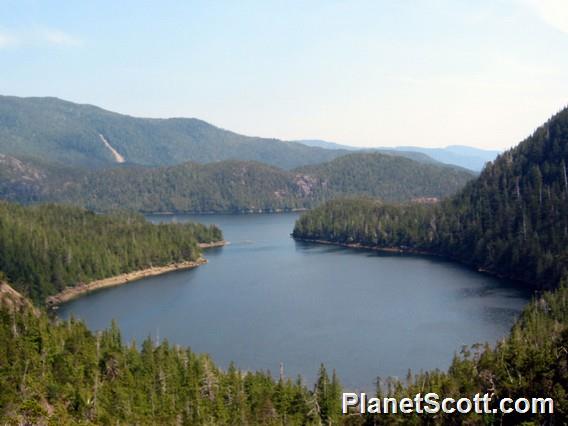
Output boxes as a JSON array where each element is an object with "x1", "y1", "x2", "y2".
[{"x1": 58, "y1": 213, "x2": 531, "y2": 390}]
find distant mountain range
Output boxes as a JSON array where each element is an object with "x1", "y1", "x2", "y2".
[
  {"x1": 0, "y1": 95, "x2": 480, "y2": 212},
  {"x1": 0, "y1": 95, "x2": 492, "y2": 172},
  {"x1": 294, "y1": 139, "x2": 500, "y2": 171},
  {"x1": 0, "y1": 96, "x2": 349, "y2": 170}
]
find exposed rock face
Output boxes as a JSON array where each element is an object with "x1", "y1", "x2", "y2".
[
  {"x1": 0, "y1": 282, "x2": 38, "y2": 315},
  {"x1": 293, "y1": 174, "x2": 322, "y2": 197},
  {"x1": 0, "y1": 154, "x2": 46, "y2": 182}
]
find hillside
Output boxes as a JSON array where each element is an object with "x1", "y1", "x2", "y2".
[
  {"x1": 0, "y1": 282, "x2": 342, "y2": 425},
  {"x1": 0, "y1": 152, "x2": 475, "y2": 213},
  {"x1": 0, "y1": 202, "x2": 222, "y2": 304},
  {"x1": 291, "y1": 107, "x2": 568, "y2": 423},
  {"x1": 294, "y1": 106, "x2": 568, "y2": 288},
  {"x1": 293, "y1": 139, "x2": 439, "y2": 164},
  {"x1": 296, "y1": 153, "x2": 474, "y2": 203},
  {"x1": 0, "y1": 95, "x2": 352, "y2": 169}
]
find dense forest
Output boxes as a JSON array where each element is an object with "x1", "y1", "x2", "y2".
[
  {"x1": 291, "y1": 108, "x2": 568, "y2": 423},
  {"x1": 294, "y1": 106, "x2": 568, "y2": 289},
  {"x1": 1, "y1": 96, "x2": 467, "y2": 171},
  {"x1": 0, "y1": 202, "x2": 222, "y2": 304},
  {"x1": 1, "y1": 99, "x2": 567, "y2": 422},
  {"x1": 0, "y1": 95, "x2": 347, "y2": 169},
  {"x1": 1, "y1": 277, "x2": 566, "y2": 424},
  {"x1": 0, "y1": 152, "x2": 474, "y2": 213},
  {"x1": 0, "y1": 286, "x2": 343, "y2": 425}
]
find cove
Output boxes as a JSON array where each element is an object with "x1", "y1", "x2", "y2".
[{"x1": 58, "y1": 213, "x2": 531, "y2": 390}]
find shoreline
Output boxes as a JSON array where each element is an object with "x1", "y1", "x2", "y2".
[
  {"x1": 47, "y1": 240, "x2": 229, "y2": 307},
  {"x1": 46, "y1": 258, "x2": 207, "y2": 307},
  {"x1": 292, "y1": 237, "x2": 435, "y2": 256},
  {"x1": 198, "y1": 240, "x2": 229, "y2": 249},
  {"x1": 292, "y1": 237, "x2": 535, "y2": 289},
  {"x1": 145, "y1": 208, "x2": 309, "y2": 216}
]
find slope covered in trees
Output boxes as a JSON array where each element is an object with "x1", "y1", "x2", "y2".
[
  {"x1": 0, "y1": 202, "x2": 222, "y2": 304},
  {"x1": 0, "y1": 95, "x2": 348, "y2": 169},
  {"x1": 0, "y1": 153, "x2": 474, "y2": 213},
  {"x1": 0, "y1": 286, "x2": 342, "y2": 425},
  {"x1": 1, "y1": 274, "x2": 567, "y2": 423},
  {"x1": 294, "y1": 106, "x2": 568, "y2": 289}
]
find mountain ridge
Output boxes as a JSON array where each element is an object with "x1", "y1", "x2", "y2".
[{"x1": 0, "y1": 152, "x2": 475, "y2": 213}]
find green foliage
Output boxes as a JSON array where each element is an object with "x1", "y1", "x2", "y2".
[
  {"x1": 0, "y1": 95, "x2": 348, "y2": 170},
  {"x1": 294, "y1": 107, "x2": 568, "y2": 423},
  {"x1": 1, "y1": 152, "x2": 474, "y2": 213},
  {"x1": 294, "y1": 106, "x2": 568, "y2": 289},
  {"x1": 0, "y1": 202, "x2": 222, "y2": 304},
  {"x1": 0, "y1": 299, "x2": 330, "y2": 425},
  {"x1": 349, "y1": 284, "x2": 568, "y2": 425}
]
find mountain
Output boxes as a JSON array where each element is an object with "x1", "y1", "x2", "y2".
[
  {"x1": 294, "y1": 106, "x2": 568, "y2": 288},
  {"x1": 293, "y1": 139, "x2": 359, "y2": 151},
  {"x1": 392, "y1": 145, "x2": 501, "y2": 171},
  {"x1": 293, "y1": 139, "x2": 440, "y2": 164},
  {"x1": 293, "y1": 139, "x2": 500, "y2": 171},
  {"x1": 0, "y1": 152, "x2": 475, "y2": 213},
  {"x1": 294, "y1": 152, "x2": 474, "y2": 203},
  {"x1": 0, "y1": 95, "x2": 353, "y2": 170}
]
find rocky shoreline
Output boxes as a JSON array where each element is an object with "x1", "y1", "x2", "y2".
[
  {"x1": 198, "y1": 240, "x2": 229, "y2": 249},
  {"x1": 46, "y1": 240, "x2": 229, "y2": 307},
  {"x1": 46, "y1": 258, "x2": 209, "y2": 308}
]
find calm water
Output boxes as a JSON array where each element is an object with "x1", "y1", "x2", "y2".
[{"x1": 58, "y1": 213, "x2": 531, "y2": 390}]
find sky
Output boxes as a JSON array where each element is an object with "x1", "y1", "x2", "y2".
[{"x1": 1, "y1": 0, "x2": 568, "y2": 150}]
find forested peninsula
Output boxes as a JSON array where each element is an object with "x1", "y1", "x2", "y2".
[{"x1": 0, "y1": 202, "x2": 223, "y2": 305}]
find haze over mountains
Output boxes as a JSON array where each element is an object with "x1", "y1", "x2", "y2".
[
  {"x1": 295, "y1": 139, "x2": 500, "y2": 171},
  {"x1": 0, "y1": 96, "x2": 346, "y2": 170},
  {"x1": 1, "y1": 95, "x2": 487, "y2": 170},
  {"x1": 0, "y1": 95, "x2": 478, "y2": 212}
]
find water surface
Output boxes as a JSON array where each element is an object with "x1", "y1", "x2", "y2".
[{"x1": 58, "y1": 213, "x2": 531, "y2": 390}]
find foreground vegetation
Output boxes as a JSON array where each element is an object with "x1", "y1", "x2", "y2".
[{"x1": 0, "y1": 288, "x2": 343, "y2": 425}]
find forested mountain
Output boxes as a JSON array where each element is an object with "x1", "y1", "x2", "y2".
[
  {"x1": 0, "y1": 202, "x2": 222, "y2": 304},
  {"x1": 295, "y1": 153, "x2": 473, "y2": 203},
  {"x1": 294, "y1": 106, "x2": 568, "y2": 289},
  {"x1": 293, "y1": 140, "x2": 439, "y2": 164},
  {"x1": 0, "y1": 152, "x2": 474, "y2": 213},
  {"x1": 291, "y1": 107, "x2": 568, "y2": 423},
  {"x1": 0, "y1": 95, "x2": 352, "y2": 169}
]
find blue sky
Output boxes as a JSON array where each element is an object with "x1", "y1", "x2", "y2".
[{"x1": 1, "y1": 0, "x2": 568, "y2": 149}]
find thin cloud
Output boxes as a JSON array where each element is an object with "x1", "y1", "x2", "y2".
[
  {"x1": 41, "y1": 29, "x2": 82, "y2": 47},
  {"x1": 0, "y1": 28, "x2": 82, "y2": 48},
  {"x1": 0, "y1": 31, "x2": 18, "y2": 48},
  {"x1": 525, "y1": 0, "x2": 568, "y2": 34}
]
